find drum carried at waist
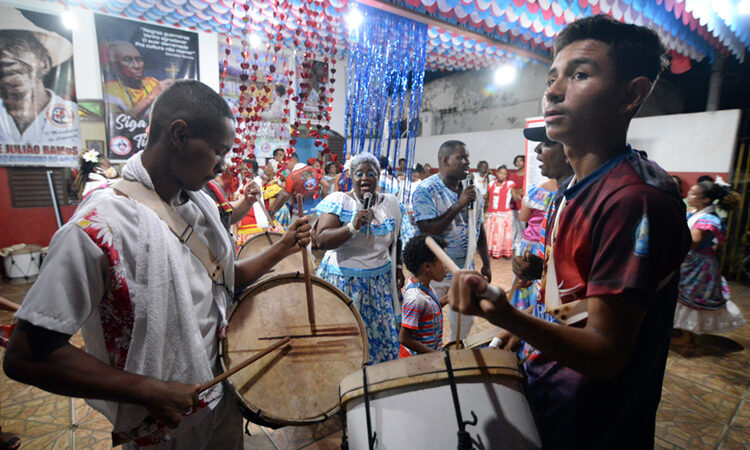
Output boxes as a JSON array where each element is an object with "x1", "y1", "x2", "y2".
[
  {"x1": 339, "y1": 348, "x2": 541, "y2": 449},
  {"x1": 222, "y1": 273, "x2": 368, "y2": 426},
  {"x1": 0, "y1": 244, "x2": 43, "y2": 284}
]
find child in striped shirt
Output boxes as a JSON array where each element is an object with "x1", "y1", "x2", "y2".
[{"x1": 399, "y1": 234, "x2": 448, "y2": 357}]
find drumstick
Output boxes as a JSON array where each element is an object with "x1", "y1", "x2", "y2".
[
  {"x1": 296, "y1": 194, "x2": 316, "y2": 333},
  {"x1": 198, "y1": 336, "x2": 291, "y2": 394},
  {"x1": 426, "y1": 236, "x2": 507, "y2": 347},
  {"x1": 425, "y1": 237, "x2": 464, "y2": 347},
  {"x1": 425, "y1": 236, "x2": 460, "y2": 273},
  {"x1": 255, "y1": 191, "x2": 276, "y2": 228}
]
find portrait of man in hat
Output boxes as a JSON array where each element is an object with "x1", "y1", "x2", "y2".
[{"x1": 0, "y1": 5, "x2": 82, "y2": 148}]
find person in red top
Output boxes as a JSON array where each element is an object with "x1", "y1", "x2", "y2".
[
  {"x1": 448, "y1": 16, "x2": 691, "y2": 448},
  {"x1": 507, "y1": 154, "x2": 525, "y2": 255},
  {"x1": 485, "y1": 165, "x2": 515, "y2": 258}
]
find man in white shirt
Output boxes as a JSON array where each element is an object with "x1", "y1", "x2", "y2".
[
  {"x1": 4, "y1": 80, "x2": 311, "y2": 448},
  {"x1": 0, "y1": 6, "x2": 81, "y2": 149}
]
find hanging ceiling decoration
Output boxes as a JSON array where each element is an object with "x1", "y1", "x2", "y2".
[{"x1": 54, "y1": 0, "x2": 749, "y2": 69}]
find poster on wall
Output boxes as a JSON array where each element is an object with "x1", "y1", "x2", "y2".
[
  {"x1": 0, "y1": 5, "x2": 82, "y2": 167},
  {"x1": 218, "y1": 37, "x2": 291, "y2": 159},
  {"x1": 96, "y1": 14, "x2": 199, "y2": 161},
  {"x1": 524, "y1": 116, "x2": 547, "y2": 195}
]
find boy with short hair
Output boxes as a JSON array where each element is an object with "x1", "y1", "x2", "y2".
[
  {"x1": 449, "y1": 16, "x2": 691, "y2": 448},
  {"x1": 399, "y1": 234, "x2": 448, "y2": 357}
]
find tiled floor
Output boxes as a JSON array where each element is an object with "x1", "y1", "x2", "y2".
[{"x1": 1, "y1": 258, "x2": 749, "y2": 449}]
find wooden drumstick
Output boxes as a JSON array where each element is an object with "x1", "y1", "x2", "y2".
[
  {"x1": 198, "y1": 336, "x2": 291, "y2": 394},
  {"x1": 425, "y1": 236, "x2": 465, "y2": 347},
  {"x1": 425, "y1": 236, "x2": 460, "y2": 273},
  {"x1": 296, "y1": 194, "x2": 316, "y2": 332}
]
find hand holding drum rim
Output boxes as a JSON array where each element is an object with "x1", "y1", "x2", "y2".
[{"x1": 448, "y1": 269, "x2": 509, "y2": 323}]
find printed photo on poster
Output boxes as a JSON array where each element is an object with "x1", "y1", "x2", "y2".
[
  {"x1": 218, "y1": 37, "x2": 291, "y2": 158},
  {"x1": 298, "y1": 59, "x2": 328, "y2": 115},
  {"x1": 96, "y1": 14, "x2": 199, "y2": 160},
  {"x1": 0, "y1": 5, "x2": 82, "y2": 167}
]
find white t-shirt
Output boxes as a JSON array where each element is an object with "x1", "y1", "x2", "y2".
[
  {"x1": 16, "y1": 188, "x2": 226, "y2": 423},
  {"x1": 0, "y1": 89, "x2": 82, "y2": 148},
  {"x1": 316, "y1": 191, "x2": 400, "y2": 270}
]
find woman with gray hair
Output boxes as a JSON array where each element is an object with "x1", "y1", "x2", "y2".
[{"x1": 315, "y1": 152, "x2": 404, "y2": 363}]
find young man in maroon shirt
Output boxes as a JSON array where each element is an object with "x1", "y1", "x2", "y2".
[{"x1": 449, "y1": 16, "x2": 691, "y2": 448}]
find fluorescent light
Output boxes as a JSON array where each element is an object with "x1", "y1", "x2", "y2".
[
  {"x1": 61, "y1": 10, "x2": 76, "y2": 30},
  {"x1": 494, "y1": 65, "x2": 516, "y2": 85},
  {"x1": 346, "y1": 8, "x2": 364, "y2": 31},
  {"x1": 739, "y1": 0, "x2": 750, "y2": 15}
]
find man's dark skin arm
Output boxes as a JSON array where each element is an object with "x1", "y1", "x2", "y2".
[
  {"x1": 477, "y1": 225, "x2": 492, "y2": 282},
  {"x1": 268, "y1": 190, "x2": 291, "y2": 216},
  {"x1": 449, "y1": 272, "x2": 646, "y2": 380},
  {"x1": 416, "y1": 185, "x2": 476, "y2": 235},
  {"x1": 3, "y1": 322, "x2": 197, "y2": 428}
]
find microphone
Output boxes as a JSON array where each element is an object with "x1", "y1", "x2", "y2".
[
  {"x1": 362, "y1": 192, "x2": 372, "y2": 210},
  {"x1": 467, "y1": 176, "x2": 474, "y2": 210}
]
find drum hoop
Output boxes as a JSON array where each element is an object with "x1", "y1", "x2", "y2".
[
  {"x1": 463, "y1": 326, "x2": 503, "y2": 348},
  {"x1": 339, "y1": 349, "x2": 523, "y2": 405},
  {"x1": 236, "y1": 231, "x2": 283, "y2": 259},
  {"x1": 221, "y1": 272, "x2": 369, "y2": 425},
  {"x1": 4, "y1": 245, "x2": 42, "y2": 256}
]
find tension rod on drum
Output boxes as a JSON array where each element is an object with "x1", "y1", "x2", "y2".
[{"x1": 444, "y1": 351, "x2": 478, "y2": 450}]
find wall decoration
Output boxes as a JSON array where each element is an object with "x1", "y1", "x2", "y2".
[
  {"x1": 0, "y1": 5, "x2": 82, "y2": 167},
  {"x1": 95, "y1": 14, "x2": 199, "y2": 160}
]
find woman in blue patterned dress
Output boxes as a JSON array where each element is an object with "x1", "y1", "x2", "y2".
[
  {"x1": 673, "y1": 181, "x2": 745, "y2": 346},
  {"x1": 315, "y1": 153, "x2": 404, "y2": 364}
]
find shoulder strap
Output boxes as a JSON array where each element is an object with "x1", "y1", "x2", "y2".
[{"x1": 112, "y1": 180, "x2": 225, "y2": 284}]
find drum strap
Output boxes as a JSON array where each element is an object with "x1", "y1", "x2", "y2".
[
  {"x1": 361, "y1": 366, "x2": 377, "y2": 450},
  {"x1": 112, "y1": 180, "x2": 225, "y2": 284},
  {"x1": 444, "y1": 351, "x2": 477, "y2": 450}
]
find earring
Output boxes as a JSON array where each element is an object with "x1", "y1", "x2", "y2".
[{"x1": 564, "y1": 159, "x2": 571, "y2": 166}]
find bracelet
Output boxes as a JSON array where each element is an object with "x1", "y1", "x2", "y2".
[{"x1": 346, "y1": 221, "x2": 359, "y2": 235}]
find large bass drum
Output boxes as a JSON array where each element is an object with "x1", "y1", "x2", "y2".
[
  {"x1": 339, "y1": 348, "x2": 542, "y2": 449},
  {"x1": 222, "y1": 273, "x2": 368, "y2": 426}
]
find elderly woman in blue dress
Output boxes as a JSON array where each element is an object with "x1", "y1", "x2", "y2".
[{"x1": 315, "y1": 153, "x2": 404, "y2": 364}]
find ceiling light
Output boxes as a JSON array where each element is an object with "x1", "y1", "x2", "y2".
[
  {"x1": 494, "y1": 65, "x2": 516, "y2": 85},
  {"x1": 346, "y1": 8, "x2": 364, "y2": 31}
]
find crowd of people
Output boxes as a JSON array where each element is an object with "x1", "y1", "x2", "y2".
[{"x1": 1, "y1": 14, "x2": 747, "y2": 450}]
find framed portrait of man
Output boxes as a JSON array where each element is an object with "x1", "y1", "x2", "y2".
[{"x1": 0, "y1": 5, "x2": 82, "y2": 167}]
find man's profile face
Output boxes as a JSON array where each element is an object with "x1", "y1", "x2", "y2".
[
  {"x1": 0, "y1": 34, "x2": 49, "y2": 108},
  {"x1": 444, "y1": 146, "x2": 470, "y2": 180},
  {"x1": 543, "y1": 39, "x2": 622, "y2": 146},
  {"x1": 112, "y1": 44, "x2": 144, "y2": 81},
  {"x1": 172, "y1": 117, "x2": 235, "y2": 191}
]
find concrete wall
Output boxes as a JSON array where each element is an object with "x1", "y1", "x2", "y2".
[{"x1": 412, "y1": 110, "x2": 741, "y2": 177}]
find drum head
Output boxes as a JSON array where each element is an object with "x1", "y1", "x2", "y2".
[
  {"x1": 222, "y1": 273, "x2": 368, "y2": 425},
  {"x1": 236, "y1": 232, "x2": 304, "y2": 280}
]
